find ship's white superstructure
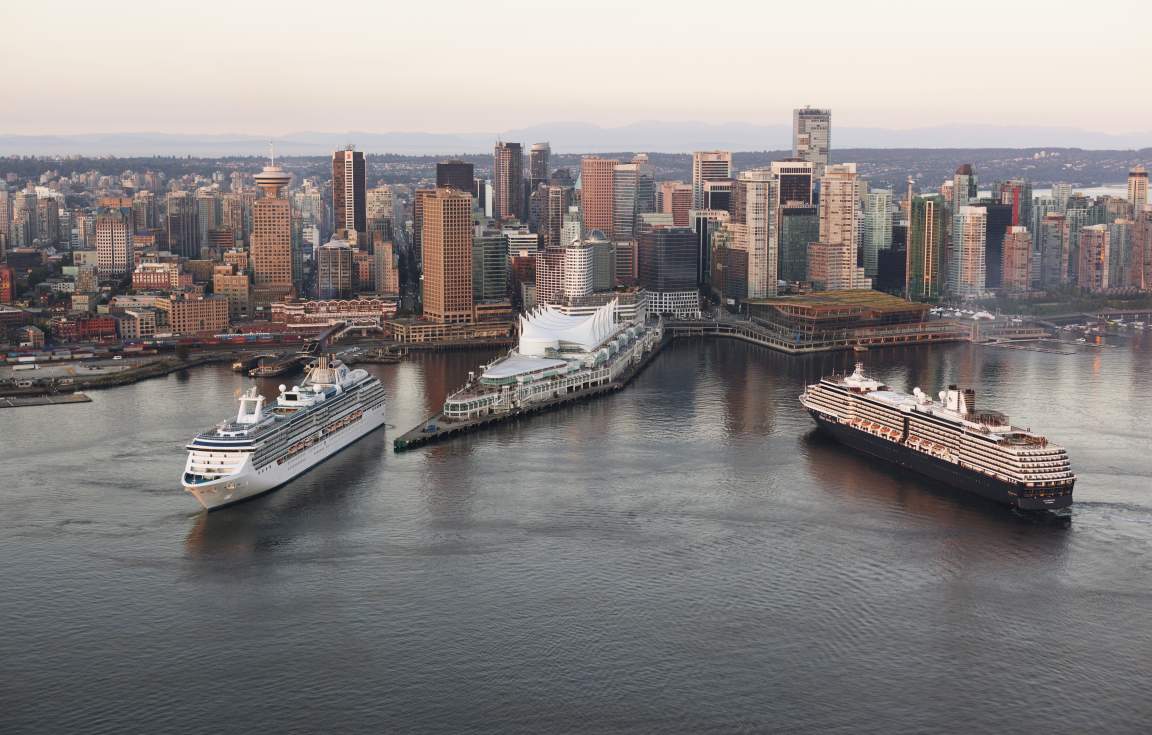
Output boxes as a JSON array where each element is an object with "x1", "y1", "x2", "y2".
[{"x1": 182, "y1": 356, "x2": 387, "y2": 510}]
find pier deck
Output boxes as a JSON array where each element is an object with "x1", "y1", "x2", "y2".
[
  {"x1": 393, "y1": 335, "x2": 668, "y2": 452},
  {"x1": 0, "y1": 392, "x2": 93, "y2": 409}
]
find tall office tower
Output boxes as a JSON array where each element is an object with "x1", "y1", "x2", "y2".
[
  {"x1": 529, "y1": 143, "x2": 551, "y2": 190},
  {"x1": 981, "y1": 201, "x2": 1012, "y2": 289},
  {"x1": 132, "y1": 191, "x2": 157, "y2": 232},
  {"x1": 951, "y1": 164, "x2": 978, "y2": 210},
  {"x1": 1108, "y1": 220, "x2": 1134, "y2": 286},
  {"x1": 952, "y1": 206, "x2": 988, "y2": 299},
  {"x1": 316, "y1": 237, "x2": 354, "y2": 299},
  {"x1": 779, "y1": 205, "x2": 819, "y2": 282},
  {"x1": 561, "y1": 240, "x2": 594, "y2": 300},
  {"x1": 703, "y1": 180, "x2": 733, "y2": 212},
  {"x1": 808, "y1": 163, "x2": 868, "y2": 290},
  {"x1": 793, "y1": 107, "x2": 831, "y2": 177},
  {"x1": 250, "y1": 161, "x2": 295, "y2": 305},
  {"x1": 165, "y1": 191, "x2": 199, "y2": 258},
  {"x1": 612, "y1": 163, "x2": 641, "y2": 241},
  {"x1": 534, "y1": 244, "x2": 565, "y2": 305},
  {"x1": 771, "y1": 159, "x2": 814, "y2": 206},
  {"x1": 411, "y1": 187, "x2": 436, "y2": 260},
  {"x1": 1134, "y1": 206, "x2": 1152, "y2": 289},
  {"x1": 541, "y1": 185, "x2": 567, "y2": 248},
  {"x1": 1038, "y1": 213, "x2": 1068, "y2": 288},
  {"x1": 421, "y1": 188, "x2": 474, "y2": 323},
  {"x1": 196, "y1": 191, "x2": 220, "y2": 249},
  {"x1": 220, "y1": 193, "x2": 246, "y2": 247},
  {"x1": 906, "y1": 194, "x2": 948, "y2": 300},
  {"x1": 1077, "y1": 225, "x2": 1110, "y2": 291},
  {"x1": 692, "y1": 209, "x2": 730, "y2": 286},
  {"x1": 34, "y1": 197, "x2": 59, "y2": 246},
  {"x1": 561, "y1": 205, "x2": 582, "y2": 247},
  {"x1": 998, "y1": 179, "x2": 1032, "y2": 229},
  {"x1": 691, "y1": 151, "x2": 732, "y2": 209},
  {"x1": 632, "y1": 154, "x2": 656, "y2": 214},
  {"x1": 472, "y1": 229, "x2": 509, "y2": 302},
  {"x1": 493, "y1": 141, "x2": 524, "y2": 222},
  {"x1": 373, "y1": 239, "x2": 400, "y2": 295},
  {"x1": 436, "y1": 160, "x2": 474, "y2": 192},
  {"x1": 579, "y1": 156, "x2": 618, "y2": 236},
  {"x1": 731, "y1": 168, "x2": 779, "y2": 298},
  {"x1": 658, "y1": 182, "x2": 693, "y2": 227},
  {"x1": 95, "y1": 208, "x2": 132, "y2": 277},
  {"x1": 861, "y1": 190, "x2": 893, "y2": 278},
  {"x1": 588, "y1": 234, "x2": 615, "y2": 292},
  {"x1": 1051, "y1": 182, "x2": 1073, "y2": 212},
  {"x1": 638, "y1": 227, "x2": 699, "y2": 290},
  {"x1": 1129, "y1": 165, "x2": 1149, "y2": 211},
  {"x1": 1062, "y1": 206, "x2": 1089, "y2": 281},
  {"x1": 1001, "y1": 226, "x2": 1033, "y2": 291},
  {"x1": 332, "y1": 145, "x2": 366, "y2": 236},
  {"x1": 366, "y1": 185, "x2": 394, "y2": 243}
]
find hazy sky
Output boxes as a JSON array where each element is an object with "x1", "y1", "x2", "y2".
[{"x1": 2, "y1": 0, "x2": 1150, "y2": 136}]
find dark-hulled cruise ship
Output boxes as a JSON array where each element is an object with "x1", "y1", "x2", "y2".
[{"x1": 800, "y1": 364, "x2": 1074, "y2": 511}]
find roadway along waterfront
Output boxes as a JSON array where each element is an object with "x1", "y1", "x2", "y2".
[{"x1": 1, "y1": 334, "x2": 1151, "y2": 733}]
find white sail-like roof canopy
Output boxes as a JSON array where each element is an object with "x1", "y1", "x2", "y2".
[{"x1": 519, "y1": 299, "x2": 620, "y2": 356}]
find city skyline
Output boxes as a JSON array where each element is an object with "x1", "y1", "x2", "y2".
[{"x1": 3, "y1": 1, "x2": 1150, "y2": 141}]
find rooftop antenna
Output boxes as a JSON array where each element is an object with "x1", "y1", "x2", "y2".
[{"x1": 269, "y1": 140, "x2": 275, "y2": 167}]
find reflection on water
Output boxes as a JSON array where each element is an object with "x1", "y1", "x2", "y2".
[{"x1": 1, "y1": 339, "x2": 1150, "y2": 734}]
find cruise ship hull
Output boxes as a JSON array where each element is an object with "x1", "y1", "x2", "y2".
[
  {"x1": 810, "y1": 412, "x2": 1073, "y2": 511},
  {"x1": 183, "y1": 402, "x2": 387, "y2": 511}
]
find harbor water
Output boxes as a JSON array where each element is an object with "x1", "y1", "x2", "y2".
[{"x1": 2, "y1": 334, "x2": 1151, "y2": 733}]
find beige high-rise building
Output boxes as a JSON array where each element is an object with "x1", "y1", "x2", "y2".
[
  {"x1": 493, "y1": 142, "x2": 523, "y2": 222},
  {"x1": 580, "y1": 157, "x2": 618, "y2": 236},
  {"x1": 730, "y1": 169, "x2": 779, "y2": 299},
  {"x1": 793, "y1": 107, "x2": 831, "y2": 177},
  {"x1": 1129, "y1": 165, "x2": 1149, "y2": 212},
  {"x1": 422, "y1": 188, "x2": 474, "y2": 323},
  {"x1": 1001, "y1": 226, "x2": 1032, "y2": 292},
  {"x1": 212, "y1": 264, "x2": 252, "y2": 321},
  {"x1": 95, "y1": 208, "x2": 132, "y2": 277},
  {"x1": 250, "y1": 161, "x2": 294, "y2": 306},
  {"x1": 1077, "y1": 224, "x2": 1110, "y2": 292},
  {"x1": 809, "y1": 163, "x2": 869, "y2": 290},
  {"x1": 691, "y1": 151, "x2": 732, "y2": 209},
  {"x1": 953, "y1": 206, "x2": 987, "y2": 299}
]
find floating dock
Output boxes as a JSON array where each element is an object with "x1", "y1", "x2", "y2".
[
  {"x1": 248, "y1": 353, "x2": 308, "y2": 377},
  {"x1": 394, "y1": 335, "x2": 668, "y2": 452},
  {"x1": 0, "y1": 392, "x2": 93, "y2": 409}
]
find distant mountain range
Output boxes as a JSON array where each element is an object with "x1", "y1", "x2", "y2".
[{"x1": 1, "y1": 122, "x2": 1149, "y2": 156}]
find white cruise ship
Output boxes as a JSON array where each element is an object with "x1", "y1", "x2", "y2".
[{"x1": 182, "y1": 356, "x2": 387, "y2": 510}]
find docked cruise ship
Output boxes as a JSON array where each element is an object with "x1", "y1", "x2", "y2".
[
  {"x1": 800, "y1": 364, "x2": 1074, "y2": 511},
  {"x1": 441, "y1": 299, "x2": 662, "y2": 420},
  {"x1": 182, "y1": 356, "x2": 387, "y2": 510}
]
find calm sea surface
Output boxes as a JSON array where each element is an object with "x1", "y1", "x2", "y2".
[{"x1": 2, "y1": 334, "x2": 1151, "y2": 734}]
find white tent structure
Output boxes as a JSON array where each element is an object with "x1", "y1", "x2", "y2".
[{"x1": 519, "y1": 299, "x2": 620, "y2": 356}]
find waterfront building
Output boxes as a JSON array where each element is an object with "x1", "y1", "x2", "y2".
[
  {"x1": 158, "y1": 294, "x2": 229, "y2": 335},
  {"x1": 1001, "y1": 226, "x2": 1032, "y2": 292},
  {"x1": 580, "y1": 156, "x2": 618, "y2": 236},
  {"x1": 436, "y1": 160, "x2": 474, "y2": 193},
  {"x1": 332, "y1": 146, "x2": 366, "y2": 236},
  {"x1": 493, "y1": 141, "x2": 524, "y2": 222},
  {"x1": 793, "y1": 107, "x2": 831, "y2": 177},
  {"x1": 692, "y1": 151, "x2": 732, "y2": 210},
  {"x1": 317, "y1": 237, "x2": 354, "y2": 300},
  {"x1": 441, "y1": 299, "x2": 662, "y2": 421},
  {"x1": 421, "y1": 188, "x2": 474, "y2": 324},
  {"x1": 906, "y1": 194, "x2": 947, "y2": 300},
  {"x1": 1077, "y1": 224, "x2": 1110, "y2": 292},
  {"x1": 212, "y1": 264, "x2": 252, "y2": 321},
  {"x1": 250, "y1": 161, "x2": 295, "y2": 306}
]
